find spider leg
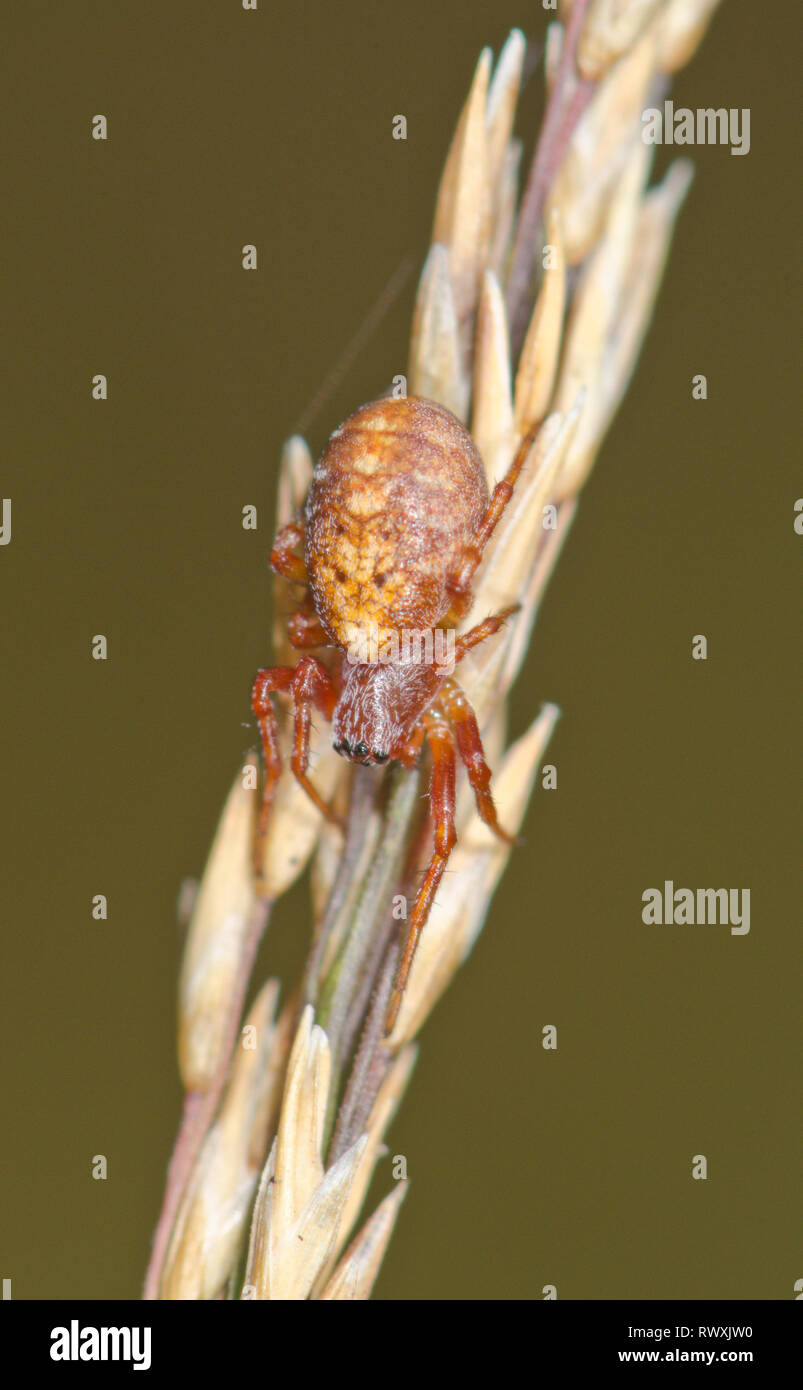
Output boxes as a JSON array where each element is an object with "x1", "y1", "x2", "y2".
[
  {"x1": 446, "y1": 423, "x2": 539, "y2": 604},
  {"x1": 270, "y1": 520, "x2": 307, "y2": 583},
  {"x1": 251, "y1": 656, "x2": 340, "y2": 880},
  {"x1": 251, "y1": 665, "x2": 293, "y2": 848},
  {"x1": 395, "y1": 721, "x2": 427, "y2": 770},
  {"x1": 439, "y1": 677, "x2": 516, "y2": 844},
  {"x1": 288, "y1": 656, "x2": 340, "y2": 823},
  {"x1": 453, "y1": 605, "x2": 520, "y2": 663},
  {"x1": 385, "y1": 717, "x2": 456, "y2": 1033},
  {"x1": 288, "y1": 606, "x2": 330, "y2": 649}
]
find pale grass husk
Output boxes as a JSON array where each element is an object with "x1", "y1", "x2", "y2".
[{"x1": 146, "y1": 0, "x2": 724, "y2": 1301}]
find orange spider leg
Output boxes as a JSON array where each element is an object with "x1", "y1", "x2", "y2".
[
  {"x1": 251, "y1": 655, "x2": 340, "y2": 872},
  {"x1": 439, "y1": 678, "x2": 517, "y2": 844},
  {"x1": 288, "y1": 607, "x2": 330, "y2": 648},
  {"x1": 453, "y1": 605, "x2": 520, "y2": 663},
  {"x1": 447, "y1": 424, "x2": 539, "y2": 602},
  {"x1": 386, "y1": 718, "x2": 457, "y2": 1033},
  {"x1": 270, "y1": 520, "x2": 307, "y2": 583},
  {"x1": 288, "y1": 659, "x2": 341, "y2": 821},
  {"x1": 395, "y1": 722, "x2": 427, "y2": 770}
]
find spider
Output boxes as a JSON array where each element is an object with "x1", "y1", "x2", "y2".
[{"x1": 252, "y1": 395, "x2": 536, "y2": 1031}]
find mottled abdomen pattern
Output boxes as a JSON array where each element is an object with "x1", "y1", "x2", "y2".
[{"x1": 305, "y1": 396, "x2": 488, "y2": 652}]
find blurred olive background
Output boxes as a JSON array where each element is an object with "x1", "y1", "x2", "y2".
[{"x1": 2, "y1": 1, "x2": 799, "y2": 1300}]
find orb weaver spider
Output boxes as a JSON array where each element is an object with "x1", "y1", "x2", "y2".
[{"x1": 252, "y1": 395, "x2": 536, "y2": 1030}]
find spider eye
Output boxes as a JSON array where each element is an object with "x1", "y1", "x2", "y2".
[
  {"x1": 374, "y1": 750, "x2": 389, "y2": 763},
  {"x1": 334, "y1": 739, "x2": 349, "y2": 755},
  {"x1": 354, "y1": 741, "x2": 368, "y2": 759}
]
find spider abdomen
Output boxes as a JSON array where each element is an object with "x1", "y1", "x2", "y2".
[{"x1": 305, "y1": 396, "x2": 488, "y2": 655}]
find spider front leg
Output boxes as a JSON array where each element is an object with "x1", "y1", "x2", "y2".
[
  {"x1": 251, "y1": 655, "x2": 340, "y2": 882},
  {"x1": 439, "y1": 678, "x2": 516, "y2": 844},
  {"x1": 385, "y1": 717, "x2": 457, "y2": 1034}
]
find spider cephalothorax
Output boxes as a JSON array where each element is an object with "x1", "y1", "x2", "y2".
[
  {"x1": 331, "y1": 655, "x2": 443, "y2": 766},
  {"x1": 252, "y1": 395, "x2": 535, "y2": 1029}
]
